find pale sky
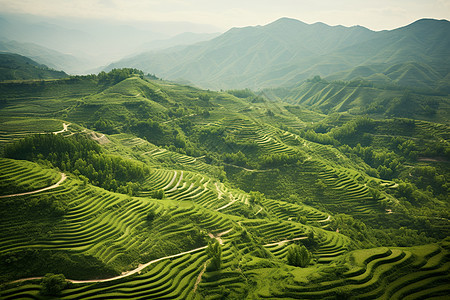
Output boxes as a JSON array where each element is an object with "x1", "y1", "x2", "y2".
[{"x1": 0, "y1": 0, "x2": 449, "y2": 31}]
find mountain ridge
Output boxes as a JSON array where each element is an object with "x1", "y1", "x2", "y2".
[{"x1": 105, "y1": 17, "x2": 450, "y2": 90}]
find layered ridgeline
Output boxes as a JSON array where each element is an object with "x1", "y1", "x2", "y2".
[
  {"x1": 0, "y1": 53, "x2": 68, "y2": 81},
  {"x1": 0, "y1": 70, "x2": 448, "y2": 298},
  {"x1": 263, "y1": 76, "x2": 450, "y2": 123},
  {"x1": 105, "y1": 18, "x2": 450, "y2": 90},
  {"x1": 0, "y1": 40, "x2": 82, "y2": 74}
]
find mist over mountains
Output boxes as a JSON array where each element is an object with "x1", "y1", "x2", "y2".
[
  {"x1": 0, "y1": 13, "x2": 222, "y2": 74},
  {"x1": 0, "y1": 14, "x2": 448, "y2": 92},
  {"x1": 106, "y1": 17, "x2": 450, "y2": 90}
]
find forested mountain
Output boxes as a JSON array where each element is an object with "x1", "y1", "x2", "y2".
[
  {"x1": 106, "y1": 18, "x2": 450, "y2": 90},
  {"x1": 0, "y1": 70, "x2": 448, "y2": 298},
  {"x1": 0, "y1": 52, "x2": 68, "y2": 81}
]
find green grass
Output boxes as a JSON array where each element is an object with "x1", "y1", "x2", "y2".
[
  {"x1": 259, "y1": 244, "x2": 449, "y2": 299},
  {"x1": 0, "y1": 74, "x2": 448, "y2": 299},
  {"x1": 0, "y1": 157, "x2": 61, "y2": 195}
]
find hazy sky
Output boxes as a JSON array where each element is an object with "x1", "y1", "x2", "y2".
[{"x1": 1, "y1": 0, "x2": 449, "y2": 31}]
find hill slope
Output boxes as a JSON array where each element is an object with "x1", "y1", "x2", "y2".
[
  {"x1": 0, "y1": 73, "x2": 448, "y2": 298},
  {"x1": 106, "y1": 18, "x2": 450, "y2": 90},
  {"x1": 0, "y1": 39, "x2": 82, "y2": 74},
  {"x1": 0, "y1": 53, "x2": 68, "y2": 81},
  {"x1": 264, "y1": 78, "x2": 450, "y2": 123}
]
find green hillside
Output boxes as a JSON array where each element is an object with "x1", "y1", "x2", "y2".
[
  {"x1": 105, "y1": 18, "x2": 450, "y2": 90},
  {"x1": 265, "y1": 78, "x2": 450, "y2": 123},
  {"x1": 0, "y1": 53, "x2": 68, "y2": 81},
  {"x1": 0, "y1": 71, "x2": 448, "y2": 299}
]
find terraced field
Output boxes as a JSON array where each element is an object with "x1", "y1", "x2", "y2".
[
  {"x1": 0, "y1": 157, "x2": 62, "y2": 196},
  {"x1": 1, "y1": 250, "x2": 209, "y2": 299},
  {"x1": 318, "y1": 165, "x2": 383, "y2": 216},
  {"x1": 0, "y1": 59, "x2": 448, "y2": 300},
  {"x1": 219, "y1": 117, "x2": 299, "y2": 155},
  {"x1": 261, "y1": 197, "x2": 331, "y2": 227},
  {"x1": 139, "y1": 168, "x2": 242, "y2": 211},
  {"x1": 0, "y1": 118, "x2": 77, "y2": 148},
  {"x1": 0, "y1": 160, "x2": 239, "y2": 277},
  {"x1": 106, "y1": 133, "x2": 220, "y2": 178},
  {"x1": 261, "y1": 243, "x2": 450, "y2": 299},
  {"x1": 0, "y1": 156, "x2": 357, "y2": 298}
]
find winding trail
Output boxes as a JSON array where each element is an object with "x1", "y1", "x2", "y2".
[
  {"x1": 207, "y1": 228, "x2": 233, "y2": 245},
  {"x1": 216, "y1": 196, "x2": 237, "y2": 211},
  {"x1": 223, "y1": 163, "x2": 273, "y2": 172},
  {"x1": 9, "y1": 229, "x2": 233, "y2": 285},
  {"x1": 193, "y1": 261, "x2": 209, "y2": 293},
  {"x1": 0, "y1": 173, "x2": 67, "y2": 198},
  {"x1": 264, "y1": 236, "x2": 308, "y2": 247},
  {"x1": 53, "y1": 123, "x2": 69, "y2": 135},
  {"x1": 317, "y1": 215, "x2": 331, "y2": 223}
]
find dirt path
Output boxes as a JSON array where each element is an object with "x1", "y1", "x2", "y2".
[
  {"x1": 264, "y1": 236, "x2": 308, "y2": 247},
  {"x1": 216, "y1": 195, "x2": 237, "y2": 211},
  {"x1": 9, "y1": 229, "x2": 233, "y2": 285},
  {"x1": 0, "y1": 173, "x2": 67, "y2": 198},
  {"x1": 317, "y1": 215, "x2": 331, "y2": 223},
  {"x1": 193, "y1": 261, "x2": 209, "y2": 293},
  {"x1": 223, "y1": 163, "x2": 273, "y2": 172},
  {"x1": 53, "y1": 123, "x2": 69, "y2": 135},
  {"x1": 255, "y1": 206, "x2": 263, "y2": 215},
  {"x1": 214, "y1": 182, "x2": 224, "y2": 199},
  {"x1": 207, "y1": 228, "x2": 233, "y2": 245}
]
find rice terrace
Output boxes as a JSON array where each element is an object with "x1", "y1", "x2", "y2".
[{"x1": 0, "y1": 1, "x2": 449, "y2": 299}]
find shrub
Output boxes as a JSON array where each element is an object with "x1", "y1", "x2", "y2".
[
  {"x1": 40, "y1": 273, "x2": 67, "y2": 296},
  {"x1": 152, "y1": 189, "x2": 165, "y2": 199}
]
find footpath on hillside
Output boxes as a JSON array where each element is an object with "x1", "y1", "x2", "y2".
[{"x1": 0, "y1": 173, "x2": 66, "y2": 198}]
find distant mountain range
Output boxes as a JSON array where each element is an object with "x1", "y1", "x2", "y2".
[
  {"x1": 0, "y1": 40, "x2": 82, "y2": 74},
  {"x1": 105, "y1": 18, "x2": 450, "y2": 90},
  {"x1": 0, "y1": 52, "x2": 68, "y2": 80},
  {"x1": 0, "y1": 13, "x2": 222, "y2": 74}
]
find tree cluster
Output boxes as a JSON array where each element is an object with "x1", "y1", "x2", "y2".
[
  {"x1": 286, "y1": 244, "x2": 312, "y2": 267},
  {"x1": 3, "y1": 134, "x2": 150, "y2": 194},
  {"x1": 206, "y1": 240, "x2": 222, "y2": 271}
]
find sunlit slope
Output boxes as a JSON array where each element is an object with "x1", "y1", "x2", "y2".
[
  {"x1": 261, "y1": 242, "x2": 450, "y2": 299},
  {"x1": 0, "y1": 156, "x2": 349, "y2": 283}
]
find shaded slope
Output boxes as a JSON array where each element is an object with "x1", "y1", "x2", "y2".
[{"x1": 0, "y1": 53, "x2": 68, "y2": 81}]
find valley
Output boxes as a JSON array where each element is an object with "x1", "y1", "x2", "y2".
[
  {"x1": 0, "y1": 69, "x2": 448, "y2": 299},
  {"x1": 0, "y1": 10, "x2": 449, "y2": 300}
]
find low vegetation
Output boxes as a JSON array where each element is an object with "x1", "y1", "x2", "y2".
[{"x1": 0, "y1": 69, "x2": 448, "y2": 299}]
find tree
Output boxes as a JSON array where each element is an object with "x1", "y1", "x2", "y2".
[
  {"x1": 287, "y1": 244, "x2": 312, "y2": 267},
  {"x1": 40, "y1": 273, "x2": 67, "y2": 296},
  {"x1": 249, "y1": 191, "x2": 264, "y2": 205},
  {"x1": 206, "y1": 239, "x2": 222, "y2": 271},
  {"x1": 152, "y1": 189, "x2": 165, "y2": 199}
]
